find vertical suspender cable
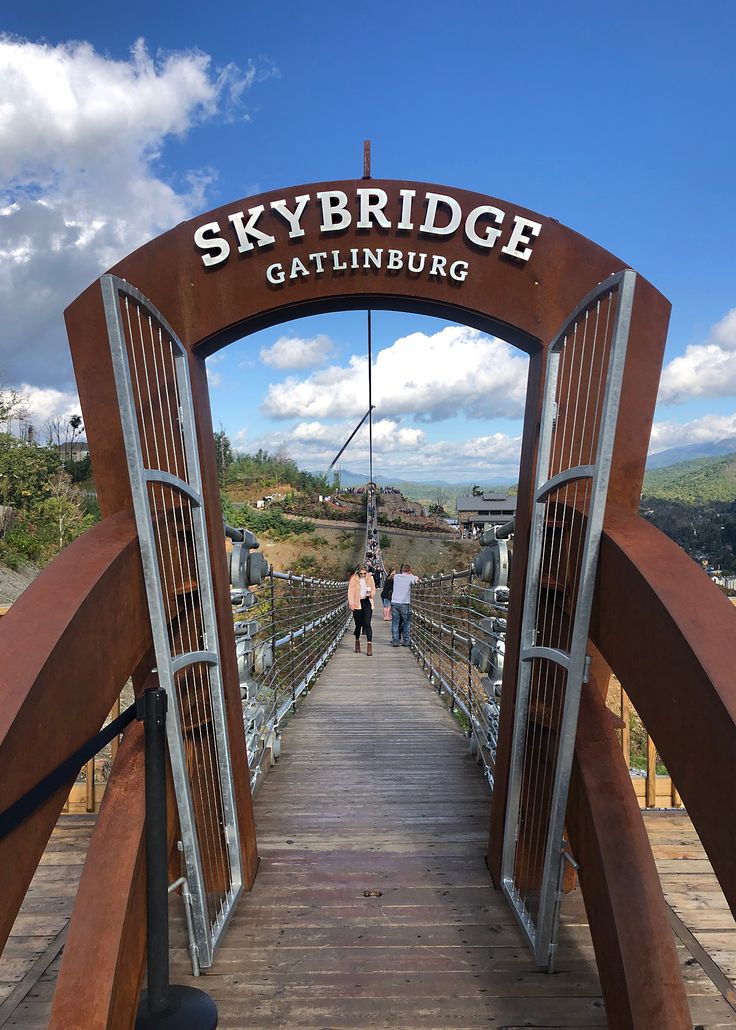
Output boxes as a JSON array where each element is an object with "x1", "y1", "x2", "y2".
[{"x1": 367, "y1": 310, "x2": 373, "y2": 489}]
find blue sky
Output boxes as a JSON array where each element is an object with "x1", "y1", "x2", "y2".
[{"x1": 1, "y1": 1, "x2": 735, "y2": 481}]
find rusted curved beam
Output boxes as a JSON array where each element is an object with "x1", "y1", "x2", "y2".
[
  {"x1": 49, "y1": 719, "x2": 146, "y2": 1030},
  {"x1": 0, "y1": 510, "x2": 149, "y2": 951},
  {"x1": 591, "y1": 509, "x2": 736, "y2": 916},
  {"x1": 567, "y1": 667, "x2": 691, "y2": 1029}
]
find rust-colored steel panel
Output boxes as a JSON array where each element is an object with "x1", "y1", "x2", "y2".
[
  {"x1": 0, "y1": 511, "x2": 150, "y2": 952},
  {"x1": 567, "y1": 677, "x2": 691, "y2": 1030},
  {"x1": 49, "y1": 720, "x2": 146, "y2": 1030},
  {"x1": 592, "y1": 510, "x2": 736, "y2": 916},
  {"x1": 63, "y1": 181, "x2": 670, "y2": 894}
]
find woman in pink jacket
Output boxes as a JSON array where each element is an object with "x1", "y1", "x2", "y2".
[{"x1": 347, "y1": 564, "x2": 376, "y2": 656}]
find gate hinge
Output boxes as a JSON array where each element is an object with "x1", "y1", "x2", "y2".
[{"x1": 582, "y1": 653, "x2": 592, "y2": 684}]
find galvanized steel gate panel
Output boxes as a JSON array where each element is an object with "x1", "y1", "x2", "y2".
[
  {"x1": 101, "y1": 274, "x2": 242, "y2": 968},
  {"x1": 501, "y1": 270, "x2": 636, "y2": 967}
]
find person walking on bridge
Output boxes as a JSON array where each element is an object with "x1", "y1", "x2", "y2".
[
  {"x1": 381, "y1": 568, "x2": 396, "y2": 621},
  {"x1": 391, "y1": 564, "x2": 419, "y2": 647},
  {"x1": 348, "y1": 564, "x2": 375, "y2": 656}
]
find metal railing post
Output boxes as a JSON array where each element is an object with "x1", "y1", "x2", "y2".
[{"x1": 135, "y1": 686, "x2": 217, "y2": 1029}]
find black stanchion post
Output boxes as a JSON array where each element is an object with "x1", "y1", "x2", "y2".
[{"x1": 136, "y1": 687, "x2": 218, "y2": 1029}]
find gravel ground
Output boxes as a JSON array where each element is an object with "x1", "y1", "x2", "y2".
[{"x1": 0, "y1": 562, "x2": 39, "y2": 606}]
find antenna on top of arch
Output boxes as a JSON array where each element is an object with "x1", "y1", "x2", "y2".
[{"x1": 363, "y1": 140, "x2": 371, "y2": 179}]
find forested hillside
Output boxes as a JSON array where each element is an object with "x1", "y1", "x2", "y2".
[{"x1": 641, "y1": 452, "x2": 736, "y2": 575}]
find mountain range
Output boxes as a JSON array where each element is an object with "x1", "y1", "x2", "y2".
[
  {"x1": 317, "y1": 437, "x2": 736, "y2": 501},
  {"x1": 645, "y1": 436, "x2": 736, "y2": 469}
]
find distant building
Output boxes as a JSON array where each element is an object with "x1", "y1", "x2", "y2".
[{"x1": 456, "y1": 492, "x2": 516, "y2": 536}]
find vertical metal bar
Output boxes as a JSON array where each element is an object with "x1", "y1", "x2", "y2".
[{"x1": 367, "y1": 311, "x2": 373, "y2": 490}]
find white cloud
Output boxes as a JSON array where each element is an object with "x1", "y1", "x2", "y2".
[
  {"x1": 0, "y1": 36, "x2": 270, "y2": 389},
  {"x1": 261, "y1": 325, "x2": 528, "y2": 422},
  {"x1": 259, "y1": 334, "x2": 335, "y2": 369},
  {"x1": 659, "y1": 308, "x2": 736, "y2": 404},
  {"x1": 246, "y1": 418, "x2": 521, "y2": 482},
  {"x1": 3, "y1": 383, "x2": 81, "y2": 434},
  {"x1": 649, "y1": 412, "x2": 736, "y2": 453}
]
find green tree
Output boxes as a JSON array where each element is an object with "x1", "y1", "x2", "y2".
[
  {"x1": 33, "y1": 471, "x2": 94, "y2": 555},
  {"x1": 214, "y1": 427, "x2": 234, "y2": 485},
  {"x1": 0, "y1": 439, "x2": 58, "y2": 508}
]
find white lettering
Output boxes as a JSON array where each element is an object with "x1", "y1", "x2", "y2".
[
  {"x1": 194, "y1": 222, "x2": 230, "y2": 267},
  {"x1": 501, "y1": 216, "x2": 543, "y2": 262},
  {"x1": 266, "y1": 262, "x2": 285, "y2": 285},
  {"x1": 317, "y1": 191, "x2": 351, "y2": 232},
  {"x1": 309, "y1": 252, "x2": 327, "y2": 273},
  {"x1": 429, "y1": 254, "x2": 447, "y2": 277},
  {"x1": 270, "y1": 194, "x2": 310, "y2": 239},
  {"x1": 289, "y1": 257, "x2": 309, "y2": 279},
  {"x1": 397, "y1": 189, "x2": 415, "y2": 231},
  {"x1": 407, "y1": 251, "x2": 427, "y2": 273},
  {"x1": 387, "y1": 249, "x2": 403, "y2": 270},
  {"x1": 450, "y1": 260, "x2": 469, "y2": 282},
  {"x1": 228, "y1": 206, "x2": 275, "y2": 253},
  {"x1": 465, "y1": 205, "x2": 505, "y2": 249},
  {"x1": 350, "y1": 248, "x2": 360, "y2": 268},
  {"x1": 420, "y1": 193, "x2": 461, "y2": 236},
  {"x1": 357, "y1": 188, "x2": 391, "y2": 229},
  {"x1": 363, "y1": 248, "x2": 383, "y2": 270},
  {"x1": 331, "y1": 250, "x2": 347, "y2": 271}
]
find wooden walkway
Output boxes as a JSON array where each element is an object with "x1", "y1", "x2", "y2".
[
  {"x1": 4, "y1": 620, "x2": 736, "y2": 1027},
  {"x1": 171, "y1": 618, "x2": 612, "y2": 1026},
  {"x1": 0, "y1": 816, "x2": 95, "y2": 1028}
]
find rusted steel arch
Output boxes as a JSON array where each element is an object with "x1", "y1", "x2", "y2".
[
  {"x1": 0, "y1": 511, "x2": 150, "y2": 952},
  {"x1": 591, "y1": 509, "x2": 736, "y2": 915},
  {"x1": 65, "y1": 177, "x2": 671, "y2": 897},
  {"x1": 65, "y1": 179, "x2": 669, "y2": 518},
  {"x1": 58, "y1": 180, "x2": 676, "y2": 1025}
]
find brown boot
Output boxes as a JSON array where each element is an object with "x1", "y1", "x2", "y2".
[
  {"x1": 366, "y1": 642, "x2": 373, "y2": 656},
  {"x1": 355, "y1": 639, "x2": 361, "y2": 653}
]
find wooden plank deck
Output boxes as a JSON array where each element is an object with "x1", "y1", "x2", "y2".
[
  {"x1": 4, "y1": 619, "x2": 736, "y2": 1027},
  {"x1": 0, "y1": 816, "x2": 95, "y2": 1028},
  {"x1": 167, "y1": 620, "x2": 732, "y2": 1029}
]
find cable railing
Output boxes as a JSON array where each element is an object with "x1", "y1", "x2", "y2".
[
  {"x1": 227, "y1": 526, "x2": 349, "y2": 791},
  {"x1": 410, "y1": 565, "x2": 509, "y2": 791}
]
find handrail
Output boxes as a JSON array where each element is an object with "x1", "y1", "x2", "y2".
[
  {"x1": 0, "y1": 510, "x2": 150, "y2": 952},
  {"x1": 591, "y1": 508, "x2": 736, "y2": 918}
]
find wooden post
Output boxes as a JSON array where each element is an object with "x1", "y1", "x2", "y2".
[
  {"x1": 620, "y1": 686, "x2": 631, "y2": 768},
  {"x1": 85, "y1": 758, "x2": 95, "y2": 812},
  {"x1": 646, "y1": 735, "x2": 657, "y2": 807}
]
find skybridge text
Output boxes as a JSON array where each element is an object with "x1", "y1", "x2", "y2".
[{"x1": 193, "y1": 186, "x2": 543, "y2": 287}]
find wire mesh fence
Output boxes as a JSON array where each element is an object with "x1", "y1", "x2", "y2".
[
  {"x1": 230, "y1": 567, "x2": 350, "y2": 792},
  {"x1": 410, "y1": 568, "x2": 509, "y2": 791}
]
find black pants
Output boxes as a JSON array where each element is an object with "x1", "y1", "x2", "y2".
[{"x1": 353, "y1": 598, "x2": 373, "y2": 641}]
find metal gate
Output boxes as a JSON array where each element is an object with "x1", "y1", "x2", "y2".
[
  {"x1": 501, "y1": 269, "x2": 636, "y2": 967},
  {"x1": 101, "y1": 274, "x2": 242, "y2": 968}
]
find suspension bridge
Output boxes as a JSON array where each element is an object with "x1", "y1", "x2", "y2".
[{"x1": 2, "y1": 176, "x2": 736, "y2": 1029}]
